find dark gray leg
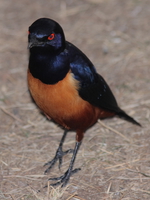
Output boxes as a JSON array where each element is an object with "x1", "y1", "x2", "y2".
[
  {"x1": 44, "y1": 130, "x2": 73, "y2": 174},
  {"x1": 49, "y1": 141, "x2": 81, "y2": 187}
]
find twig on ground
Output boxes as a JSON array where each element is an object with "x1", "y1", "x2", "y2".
[
  {"x1": 0, "y1": 106, "x2": 23, "y2": 123},
  {"x1": 98, "y1": 119, "x2": 131, "y2": 142}
]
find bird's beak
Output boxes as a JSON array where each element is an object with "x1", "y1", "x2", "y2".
[
  {"x1": 28, "y1": 35, "x2": 39, "y2": 49},
  {"x1": 28, "y1": 40, "x2": 44, "y2": 49},
  {"x1": 28, "y1": 42, "x2": 34, "y2": 49}
]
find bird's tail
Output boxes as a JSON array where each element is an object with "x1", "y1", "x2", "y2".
[{"x1": 117, "y1": 109, "x2": 141, "y2": 127}]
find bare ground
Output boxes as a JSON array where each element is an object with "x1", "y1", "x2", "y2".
[{"x1": 0, "y1": 0, "x2": 150, "y2": 199}]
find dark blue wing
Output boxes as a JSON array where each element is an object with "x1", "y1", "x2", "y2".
[
  {"x1": 67, "y1": 41, "x2": 141, "y2": 126},
  {"x1": 67, "y1": 42, "x2": 97, "y2": 87},
  {"x1": 67, "y1": 41, "x2": 120, "y2": 112}
]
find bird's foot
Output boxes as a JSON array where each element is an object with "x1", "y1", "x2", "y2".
[
  {"x1": 49, "y1": 167, "x2": 81, "y2": 187},
  {"x1": 44, "y1": 146, "x2": 73, "y2": 174}
]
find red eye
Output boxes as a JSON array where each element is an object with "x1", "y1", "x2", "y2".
[
  {"x1": 28, "y1": 31, "x2": 30, "y2": 35},
  {"x1": 48, "y1": 33, "x2": 55, "y2": 40}
]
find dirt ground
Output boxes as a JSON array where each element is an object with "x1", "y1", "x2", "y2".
[{"x1": 0, "y1": 0, "x2": 150, "y2": 199}]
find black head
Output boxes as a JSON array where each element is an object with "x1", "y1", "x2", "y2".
[{"x1": 28, "y1": 18, "x2": 66, "y2": 51}]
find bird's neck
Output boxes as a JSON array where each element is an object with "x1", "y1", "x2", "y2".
[{"x1": 29, "y1": 46, "x2": 69, "y2": 84}]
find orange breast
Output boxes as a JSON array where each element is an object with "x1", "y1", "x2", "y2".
[{"x1": 28, "y1": 70, "x2": 114, "y2": 138}]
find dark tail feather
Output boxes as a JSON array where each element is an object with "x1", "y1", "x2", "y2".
[{"x1": 117, "y1": 110, "x2": 141, "y2": 127}]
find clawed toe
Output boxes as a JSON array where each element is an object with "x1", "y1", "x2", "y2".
[
  {"x1": 49, "y1": 168, "x2": 81, "y2": 187},
  {"x1": 44, "y1": 147, "x2": 74, "y2": 174}
]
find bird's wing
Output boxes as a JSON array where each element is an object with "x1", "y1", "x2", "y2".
[
  {"x1": 67, "y1": 42, "x2": 120, "y2": 113},
  {"x1": 78, "y1": 73, "x2": 121, "y2": 112},
  {"x1": 68, "y1": 42, "x2": 141, "y2": 126}
]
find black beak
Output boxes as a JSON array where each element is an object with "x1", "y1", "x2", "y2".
[{"x1": 28, "y1": 34, "x2": 44, "y2": 49}]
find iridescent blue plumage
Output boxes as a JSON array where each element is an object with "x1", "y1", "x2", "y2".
[{"x1": 29, "y1": 46, "x2": 69, "y2": 84}]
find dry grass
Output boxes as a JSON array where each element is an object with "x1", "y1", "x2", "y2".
[{"x1": 0, "y1": 0, "x2": 150, "y2": 199}]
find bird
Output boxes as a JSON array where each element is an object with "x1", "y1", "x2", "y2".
[{"x1": 27, "y1": 18, "x2": 141, "y2": 187}]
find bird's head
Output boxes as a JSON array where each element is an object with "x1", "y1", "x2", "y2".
[{"x1": 28, "y1": 18, "x2": 66, "y2": 51}]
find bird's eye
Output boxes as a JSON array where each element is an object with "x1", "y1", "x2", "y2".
[
  {"x1": 28, "y1": 31, "x2": 30, "y2": 35},
  {"x1": 48, "y1": 33, "x2": 55, "y2": 40}
]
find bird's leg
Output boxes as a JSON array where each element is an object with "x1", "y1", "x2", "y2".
[
  {"x1": 44, "y1": 130, "x2": 73, "y2": 174},
  {"x1": 49, "y1": 141, "x2": 81, "y2": 187}
]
